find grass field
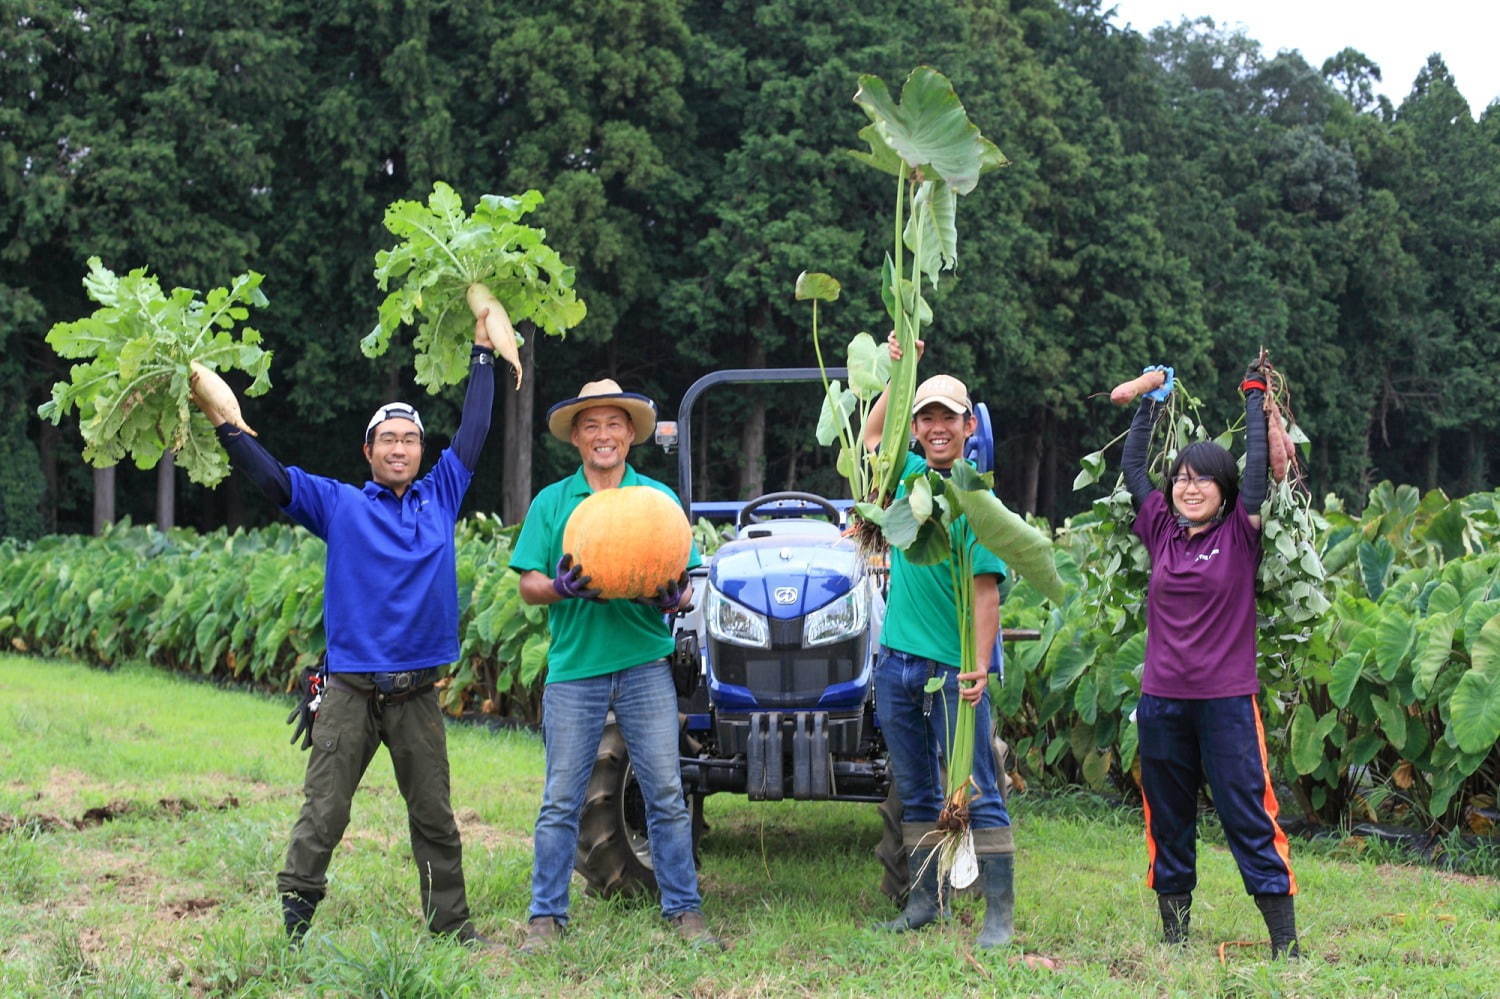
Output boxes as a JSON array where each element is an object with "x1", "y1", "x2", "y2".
[{"x1": 0, "y1": 655, "x2": 1495, "y2": 997}]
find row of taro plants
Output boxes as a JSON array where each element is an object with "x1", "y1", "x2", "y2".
[
  {"x1": 0, "y1": 514, "x2": 549, "y2": 722},
  {"x1": 999, "y1": 480, "x2": 1500, "y2": 835},
  {"x1": 1, "y1": 485, "x2": 1497, "y2": 831}
]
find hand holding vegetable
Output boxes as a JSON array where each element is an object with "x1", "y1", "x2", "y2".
[
  {"x1": 956, "y1": 664, "x2": 989, "y2": 706},
  {"x1": 1108, "y1": 366, "x2": 1171, "y2": 405},
  {"x1": 885, "y1": 331, "x2": 925, "y2": 363},
  {"x1": 38, "y1": 257, "x2": 273, "y2": 486},
  {"x1": 472, "y1": 309, "x2": 496, "y2": 352},
  {"x1": 552, "y1": 554, "x2": 602, "y2": 601},
  {"x1": 189, "y1": 362, "x2": 256, "y2": 435},
  {"x1": 634, "y1": 573, "x2": 691, "y2": 612},
  {"x1": 364, "y1": 182, "x2": 587, "y2": 391},
  {"x1": 1241, "y1": 356, "x2": 1269, "y2": 393}
]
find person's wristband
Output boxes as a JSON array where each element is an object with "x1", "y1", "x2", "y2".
[
  {"x1": 1240, "y1": 378, "x2": 1268, "y2": 394},
  {"x1": 471, "y1": 346, "x2": 495, "y2": 364}
]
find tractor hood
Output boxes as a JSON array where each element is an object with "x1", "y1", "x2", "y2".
[{"x1": 710, "y1": 536, "x2": 861, "y2": 620}]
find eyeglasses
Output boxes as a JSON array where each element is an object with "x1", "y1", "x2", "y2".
[
  {"x1": 1171, "y1": 474, "x2": 1215, "y2": 488},
  {"x1": 374, "y1": 433, "x2": 422, "y2": 448}
]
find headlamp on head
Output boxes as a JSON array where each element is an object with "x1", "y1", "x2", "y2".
[{"x1": 365, "y1": 403, "x2": 425, "y2": 445}]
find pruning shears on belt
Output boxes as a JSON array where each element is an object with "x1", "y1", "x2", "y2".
[{"x1": 286, "y1": 664, "x2": 327, "y2": 751}]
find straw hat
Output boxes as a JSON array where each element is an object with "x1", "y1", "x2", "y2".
[{"x1": 546, "y1": 379, "x2": 657, "y2": 445}]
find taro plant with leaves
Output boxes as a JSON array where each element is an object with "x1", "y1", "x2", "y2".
[
  {"x1": 807, "y1": 67, "x2": 1007, "y2": 529},
  {"x1": 38, "y1": 257, "x2": 273, "y2": 487},
  {"x1": 858, "y1": 461, "x2": 1065, "y2": 890},
  {"x1": 362, "y1": 182, "x2": 587, "y2": 390}
]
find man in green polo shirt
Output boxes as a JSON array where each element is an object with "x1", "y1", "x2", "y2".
[
  {"x1": 861, "y1": 338, "x2": 1016, "y2": 950},
  {"x1": 509, "y1": 379, "x2": 720, "y2": 955}
]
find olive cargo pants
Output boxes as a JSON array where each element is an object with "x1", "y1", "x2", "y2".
[{"x1": 276, "y1": 674, "x2": 471, "y2": 933}]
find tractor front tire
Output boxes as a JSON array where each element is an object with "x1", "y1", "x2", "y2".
[
  {"x1": 575, "y1": 723, "x2": 658, "y2": 899},
  {"x1": 574, "y1": 722, "x2": 704, "y2": 900}
]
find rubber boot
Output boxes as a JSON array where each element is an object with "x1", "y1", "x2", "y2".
[
  {"x1": 976, "y1": 854, "x2": 1015, "y2": 948},
  {"x1": 1157, "y1": 891, "x2": 1191, "y2": 945},
  {"x1": 875, "y1": 824, "x2": 943, "y2": 932},
  {"x1": 281, "y1": 889, "x2": 322, "y2": 944},
  {"x1": 1255, "y1": 893, "x2": 1301, "y2": 959}
]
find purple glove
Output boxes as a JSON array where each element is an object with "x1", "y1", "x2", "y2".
[
  {"x1": 635, "y1": 573, "x2": 689, "y2": 612},
  {"x1": 552, "y1": 554, "x2": 601, "y2": 601}
]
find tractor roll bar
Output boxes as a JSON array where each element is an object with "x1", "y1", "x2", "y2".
[{"x1": 673, "y1": 368, "x2": 848, "y2": 517}]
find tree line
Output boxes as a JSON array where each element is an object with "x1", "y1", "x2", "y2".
[{"x1": 3, "y1": 0, "x2": 1497, "y2": 538}]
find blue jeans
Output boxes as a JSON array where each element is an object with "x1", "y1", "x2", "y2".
[
  {"x1": 530, "y1": 659, "x2": 701, "y2": 922},
  {"x1": 875, "y1": 646, "x2": 1009, "y2": 829}
]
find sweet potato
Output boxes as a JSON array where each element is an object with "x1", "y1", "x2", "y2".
[{"x1": 1110, "y1": 369, "x2": 1166, "y2": 406}]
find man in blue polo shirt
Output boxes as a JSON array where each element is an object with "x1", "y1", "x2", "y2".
[
  {"x1": 509, "y1": 378, "x2": 721, "y2": 954},
  {"x1": 195, "y1": 316, "x2": 497, "y2": 947}
]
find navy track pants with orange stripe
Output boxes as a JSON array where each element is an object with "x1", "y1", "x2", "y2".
[{"x1": 1138, "y1": 693, "x2": 1296, "y2": 896}]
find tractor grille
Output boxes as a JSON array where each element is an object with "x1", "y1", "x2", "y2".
[{"x1": 711, "y1": 636, "x2": 861, "y2": 706}]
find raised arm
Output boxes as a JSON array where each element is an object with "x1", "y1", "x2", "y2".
[
  {"x1": 860, "y1": 332, "x2": 924, "y2": 452},
  {"x1": 1239, "y1": 359, "x2": 1269, "y2": 529},
  {"x1": 449, "y1": 312, "x2": 498, "y2": 471},
  {"x1": 214, "y1": 425, "x2": 292, "y2": 506}
]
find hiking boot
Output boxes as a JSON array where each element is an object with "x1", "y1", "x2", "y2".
[
  {"x1": 669, "y1": 910, "x2": 725, "y2": 951},
  {"x1": 280, "y1": 889, "x2": 322, "y2": 944},
  {"x1": 1158, "y1": 891, "x2": 1191, "y2": 945},
  {"x1": 518, "y1": 916, "x2": 562, "y2": 956}
]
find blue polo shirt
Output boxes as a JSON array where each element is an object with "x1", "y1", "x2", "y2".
[
  {"x1": 510, "y1": 465, "x2": 702, "y2": 684},
  {"x1": 283, "y1": 448, "x2": 472, "y2": 672}
]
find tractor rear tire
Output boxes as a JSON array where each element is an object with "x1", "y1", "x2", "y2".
[
  {"x1": 876, "y1": 783, "x2": 909, "y2": 904},
  {"x1": 574, "y1": 722, "x2": 703, "y2": 900}
]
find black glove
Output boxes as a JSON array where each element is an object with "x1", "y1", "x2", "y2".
[
  {"x1": 286, "y1": 665, "x2": 326, "y2": 751},
  {"x1": 1241, "y1": 357, "x2": 1269, "y2": 394},
  {"x1": 635, "y1": 573, "x2": 690, "y2": 612}
]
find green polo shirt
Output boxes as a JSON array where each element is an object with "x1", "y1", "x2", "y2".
[
  {"x1": 510, "y1": 464, "x2": 702, "y2": 684},
  {"x1": 880, "y1": 451, "x2": 1006, "y2": 668}
]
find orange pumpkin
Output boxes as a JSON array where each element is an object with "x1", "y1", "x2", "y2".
[{"x1": 562, "y1": 486, "x2": 693, "y2": 599}]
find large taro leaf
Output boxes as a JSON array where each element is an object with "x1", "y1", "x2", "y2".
[
  {"x1": 946, "y1": 462, "x2": 1065, "y2": 604},
  {"x1": 1448, "y1": 665, "x2": 1500, "y2": 755},
  {"x1": 851, "y1": 68, "x2": 1008, "y2": 195}
]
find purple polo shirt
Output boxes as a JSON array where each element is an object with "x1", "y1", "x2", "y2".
[{"x1": 1132, "y1": 491, "x2": 1262, "y2": 699}]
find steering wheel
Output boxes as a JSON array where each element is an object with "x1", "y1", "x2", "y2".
[{"x1": 736, "y1": 491, "x2": 843, "y2": 529}]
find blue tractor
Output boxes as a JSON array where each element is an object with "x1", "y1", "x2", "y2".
[{"x1": 572, "y1": 368, "x2": 1016, "y2": 902}]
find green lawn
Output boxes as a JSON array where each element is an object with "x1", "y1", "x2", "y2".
[{"x1": 0, "y1": 656, "x2": 1495, "y2": 997}]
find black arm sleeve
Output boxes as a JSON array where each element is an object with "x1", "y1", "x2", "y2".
[
  {"x1": 1240, "y1": 388, "x2": 1269, "y2": 511},
  {"x1": 1122, "y1": 399, "x2": 1160, "y2": 507},
  {"x1": 216, "y1": 424, "x2": 291, "y2": 507},
  {"x1": 450, "y1": 346, "x2": 495, "y2": 471}
]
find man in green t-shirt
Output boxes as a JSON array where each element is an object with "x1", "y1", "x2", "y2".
[
  {"x1": 509, "y1": 378, "x2": 720, "y2": 955},
  {"x1": 861, "y1": 338, "x2": 1016, "y2": 949}
]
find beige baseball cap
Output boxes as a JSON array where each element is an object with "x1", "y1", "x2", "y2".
[{"x1": 911, "y1": 374, "x2": 971, "y2": 415}]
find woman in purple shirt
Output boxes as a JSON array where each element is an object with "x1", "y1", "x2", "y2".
[{"x1": 1120, "y1": 362, "x2": 1300, "y2": 959}]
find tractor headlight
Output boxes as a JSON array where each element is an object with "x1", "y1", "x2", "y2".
[
  {"x1": 705, "y1": 585, "x2": 769, "y2": 648},
  {"x1": 803, "y1": 581, "x2": 868, "y2": 647}
]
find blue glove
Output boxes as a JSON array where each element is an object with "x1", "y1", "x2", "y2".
[
  {"x1": 1142, "y1": 365, "x2": 1174, "y2": 403},
  {"x1": 552, "y1": 554, "x2": 601, "y2": 601}
]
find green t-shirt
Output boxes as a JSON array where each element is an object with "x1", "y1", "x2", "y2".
[
  {"x1": 880, "y1": 451, "x2": 1007, "y2": 668},
  {"x1": 509, "y1": 465, "x2": 702, "y2": 684}
]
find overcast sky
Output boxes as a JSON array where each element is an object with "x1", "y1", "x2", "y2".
[{"x1": 1102, "y1": 0, "x2": 1498, "y2": 118}]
